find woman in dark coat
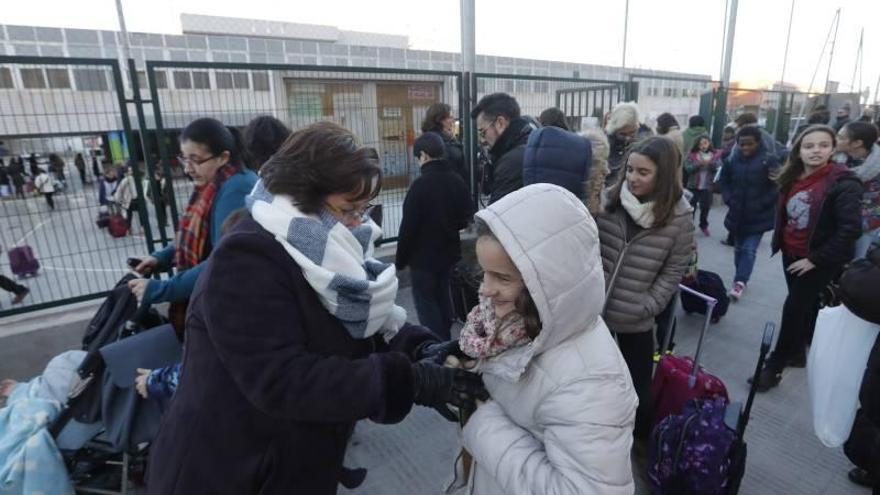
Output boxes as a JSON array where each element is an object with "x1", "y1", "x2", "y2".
[
  {"x1": 146, "y1": 122, "x2": 486, "y2": 495},
  {"x1": 422, "y1": 102, "x2": 468, "y2": 187}
]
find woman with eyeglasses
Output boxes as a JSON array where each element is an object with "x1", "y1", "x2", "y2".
[
  {"x1": 146, "y1": 121, "x2": 486, "y2": 495},
  {"x1": 127, "y1": 117, "x2": 258, "y2": 335}
]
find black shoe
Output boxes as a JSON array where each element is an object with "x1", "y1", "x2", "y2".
[
  {"x1": 748, "y1": 366, "x2": 783, "y2": 392},
  {"x1": 848, "y1": 467, "x2": 876, "y2": 488},
  {"x1": 720, "y1": 239, "x2": 734, "y2": 246}
]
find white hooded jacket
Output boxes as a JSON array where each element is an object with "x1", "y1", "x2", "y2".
[{"x1": 461, "y1": 184, "x2": 638, "y2": 495}]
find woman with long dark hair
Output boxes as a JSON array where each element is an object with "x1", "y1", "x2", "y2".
[
  {"x1": 596, "y1": 136, "x2": 695, "y2": 437},
  {"x1": 128, "y1": 118, "x2": 259, "y2": 334},
  {"x1": 755, "y1": 125, "x2": 863, "y2": 391}
]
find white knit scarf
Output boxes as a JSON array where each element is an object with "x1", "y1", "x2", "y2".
[
  {"x1": 246, "y1": 180, "x2": 406, "y2": 341},
  {"x1": 619, "y1": 181, "x2": 656, "y2": 228}
]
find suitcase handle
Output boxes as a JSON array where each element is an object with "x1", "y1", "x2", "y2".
[
  {"x1": 659, "y1": 285, "x2": 718, "y2": 387},
  {"x1": 738, "y1": 322, "x2": 775, "y2": 438}
]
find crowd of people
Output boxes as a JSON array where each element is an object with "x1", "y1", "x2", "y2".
[{"x1": 2, "y1": 89, "x2": 880, "y2": 494}]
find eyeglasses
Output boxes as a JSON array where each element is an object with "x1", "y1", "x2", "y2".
[
  {"x1": 326, "y1": 202, "x2": 375, "y2": 221},
  {"x1": 177, "y1": 154, "x2": 217, "y2": 167},
  {"x1": 477, "y1": 117, "x2": 498, "y2": 139}
]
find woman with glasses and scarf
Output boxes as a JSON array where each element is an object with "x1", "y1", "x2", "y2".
[
  {"x1": 146, "y1": 122, "x2": 486, "y2": 494},
  {"x1": 127, "y1": 118, "x2": 259, "y2": 336}
]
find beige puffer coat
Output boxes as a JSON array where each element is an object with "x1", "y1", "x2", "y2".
[
  {"x1": 596, "y1": 197, "x2": 694, "y2": 334},
  {"x1": 460, "y1": 184, "x2": 638, "y2": 495}
]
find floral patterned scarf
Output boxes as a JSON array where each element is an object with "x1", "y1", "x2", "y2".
[{"x1": 459, "y1": 295, "x2": 531, "y2": 359}]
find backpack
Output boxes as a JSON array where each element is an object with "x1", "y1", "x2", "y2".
[
  {"x1": 522, "y1": 126, "x2": 591, "y2": 199},
  {"x1": 649, "y1": 397, "x2": 737, "y2": 495},
  {"x1": 681, "y1": 270, "x2": 730, "y2": 322}
]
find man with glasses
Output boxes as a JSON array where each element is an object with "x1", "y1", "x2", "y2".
[{"x1": 472, "y1": 93, "x2": 533, "y2": 204}]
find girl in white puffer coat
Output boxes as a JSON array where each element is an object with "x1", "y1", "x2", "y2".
[{"x1": 452, "y1": 183, "x2": 638, "y2": 495}]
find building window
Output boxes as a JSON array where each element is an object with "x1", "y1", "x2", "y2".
[
  {"x1": 0, "y1": 68, "x2": 13, "y2": 89},
  {"x1": 192, "y1": 71, "x2": 210, "y2": 89},
  {"x1": 233, "y1": 72, "x2": 250, "y2": 89},
  {"x1": 46, "y1": 68, "x2": 71, "y2": 89},
  {"x1": 663, "y1": 87, "x2": 674, "y2": 97},
  {"x1": 533, "y1": 81, "x2": 549, "y2": 93},
  {"x1": 73, "y1": 69, "x2": 109, "y2": 91},
  {"x1": 173, "y1": 71, "x2": 192, "y2": 89},
  {"x1": 216, "y1": 72, "x2": 233, "y2": 89},
  {"x1": 252, "y1": 72, "x2": 270, "y2": 91},
  {"x1": 20, "y1": 68, "x2": 47, "y2": 89},
  {"x1": 154, "y1": 70, "x2": 168, "y2": 89},
  {"x1": 136, "y1": 70, "x2": 147, "y2": 89}
]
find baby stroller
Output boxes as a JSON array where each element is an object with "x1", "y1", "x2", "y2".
[{"x1": 47, "y1": 274, "x2": 180, "y2": 494}]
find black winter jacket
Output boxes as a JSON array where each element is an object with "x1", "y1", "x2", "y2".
[
  {"x1": 395, "y1": 159, "x2": 474, "y2": 272},
  {"x1": 772, "y1": 164, "x2": 864, "y2": 269},
  {"x1": 487, "y1": 117, "x2": 532, "y2": 204},
  {"x1": 427, "y1": 125, "x2": 468, "y2": 188},
  {"x1": 719, "y1": 145, "x2": 781, "y2": 236}
]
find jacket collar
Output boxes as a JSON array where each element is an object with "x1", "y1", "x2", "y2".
[
  {"x1": 489, "y1": 117, "x2": 532, "y2": 161},
  {"x1": 420, "y1": 159, "x2": 451, "y2": 174}
]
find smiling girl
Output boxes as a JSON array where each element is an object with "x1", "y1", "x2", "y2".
[
  {"x1": 756, "y1": 125, "x2": 864, "y2": 391},
  {"x1": 596, "y1": 136, "x2": 695, "y2": 438}
]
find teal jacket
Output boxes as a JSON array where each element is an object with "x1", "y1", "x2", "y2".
[{"x1": 143, "y1": 168, "x2": 258, "y2": 305}]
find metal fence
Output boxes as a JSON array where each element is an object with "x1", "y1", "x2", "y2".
[
  {"x1": 144, "y1": 60, "x2": 463, "y2": 246},
  {"x1": 0, "y1": 56, "x2": 149, "y2": 317},
  {"x1": 474, "y1": 73, "x2": 628, "y2": 132}
]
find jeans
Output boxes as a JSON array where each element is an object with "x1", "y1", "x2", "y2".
[
  {"x1": 689, "y1": 189, "x2": 713, "y2": 229},
  {"x1": 43, "y1": 192, "x2": 54, "y2": 210},
  {"x1": 617, "y1": 331, "x2": 655, "y2": 439},
  {"x1": 855, "y1": 228, "x2": 880, "y2": 259},
  {"x1": 410, "y1": 268, "x2": 454, "y2": 340},
  {"x1": 733, "y1": 233, "x2": 763, "y2": 284},
  {"x1": 768, "y1": 255, "x2": 835, "y2": 370}
]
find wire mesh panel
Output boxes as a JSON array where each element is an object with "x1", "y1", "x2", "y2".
[
  {"x1": 628, "y1": 75, "x2": 717, "y2": 130},
  {"x1": 146, "y1": 61, "x2": 461, "y2": 244},
  {"x1": 474, "y1": 74, "x2": 626, "y2": 132},
  {"x1": 0, "y1": 57, "x2": 147, "y2": 317}
]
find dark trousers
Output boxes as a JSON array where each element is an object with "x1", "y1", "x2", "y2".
[
  {"x1": 655, "y1": 297, "x2": 678, "y2": 353},
  {"x1": 0, "y1": 274, "x2": 28, "y2": 295},
  {"x1": 768, "y1": 255, "x2": 835, "y2": 370},
  {"x1": 617, "y1": 331, "x2": 655, "y2": 439},
  {"x1": 688, "y1": 188, "x2": 713, "y2": 229},
  {"x1": 411, "y1": 267, "x2": 454, "y2": 340},
  {"x1": 43, "y1": 192, "x2": 54, "y2": 210}
]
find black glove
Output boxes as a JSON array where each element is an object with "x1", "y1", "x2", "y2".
[
  {"x1": 411, "y1": 362, "x2": 489, "y2": 422},
  {"x1": 414, "y1": 339, "x2": 467, "y2": 365}
]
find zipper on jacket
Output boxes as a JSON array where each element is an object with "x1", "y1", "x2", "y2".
[{"x1": 604, "y1": 213, "x2": 654, "y2": 305}]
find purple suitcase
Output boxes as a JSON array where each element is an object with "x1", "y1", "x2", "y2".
[{"x1": 9, "y1": 245, "x2": 40, "y2": 278}]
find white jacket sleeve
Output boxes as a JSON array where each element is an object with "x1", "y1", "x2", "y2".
[{"x1": 463, "y1": 378, "x2": 636, "y2": 495}]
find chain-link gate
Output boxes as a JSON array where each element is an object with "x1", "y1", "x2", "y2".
[
  {"x1": 0, "y1": 56, "x2": 152, "y2": 317},
  {"x1": 144, "y1": 60, "x2": 463, "y2": 245}
]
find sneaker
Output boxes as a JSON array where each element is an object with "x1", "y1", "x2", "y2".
[
  {"x1": 11, "y1": 289, "x2": 29, "y2": 305},
  {"x1": 848, "y1": 467, "x2": 876, "y2": 488},
  {"x1": 700, "y1": 227, "x2": 711, "y2": 237},
  {"x1": 728, "y1": 282, "x2": 746, "y2": 301},
  {"x1": 748, "y1": 366, "x2": 783, "y2": 392}
]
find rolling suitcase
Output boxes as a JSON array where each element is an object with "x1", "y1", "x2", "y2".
[
  {"x1": 651, "y1": 285, "x2": 729, "y2": 426},
  {"x1": 8, "y1": 245, "x2": 40, "y2": 278},
  {"x1": 107, "y1": 205, "x2": 128, "y2": 238}
]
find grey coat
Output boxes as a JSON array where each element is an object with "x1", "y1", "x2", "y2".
[{"x1": 596, "y1": 197, "x2": 695, "y2": 334}]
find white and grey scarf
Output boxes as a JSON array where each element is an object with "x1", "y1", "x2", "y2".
[
  {"x1": 246, "y1": 180, "x2": 406, "y2": 341},
  {"x1": 619, "y1": 181, "x2": 656, "y2": 228}
]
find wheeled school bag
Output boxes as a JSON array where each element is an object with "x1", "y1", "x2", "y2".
[
  {"x1": 650, "y1": 323, "x2": 774, "y2": 495},
  {"x1": 652, "y1": 287, "x2": 729, "y2": 426},
  {"x1": 681, "y1": 269, "x2": 730, "y2": 323},
  {"x1": 8, "y1": 245, "x2": 40, "y2": 278},
  {"x1": 107, "y1": 205, "x2": 128, "y2": 238}
]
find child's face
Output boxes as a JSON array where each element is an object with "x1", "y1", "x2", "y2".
[
  {"x1": 476, "y1": 236, "x2": 524, "y2": 320},
  {"x1": 699, "y1": 138, "x2": 710, "y2": 151}
]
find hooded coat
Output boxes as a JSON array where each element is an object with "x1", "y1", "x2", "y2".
[{"x1": 461, "y1": 184, "x2": 638, "y2": 495}]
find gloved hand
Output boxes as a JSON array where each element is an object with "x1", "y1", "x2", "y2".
[
  {"x1": 411, "y1": 361, "x2": 489, "y2": 421},
  {"x1": 414, "y1": 339, "x2": 467, "y2": 365}
]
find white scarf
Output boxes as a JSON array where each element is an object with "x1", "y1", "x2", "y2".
[
  {"x1": 619, "y1": 181, "x2": 656, "y2": 228},
  {"x1": 246, "y1": 180, "x2": 406, "y2": 341}
]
